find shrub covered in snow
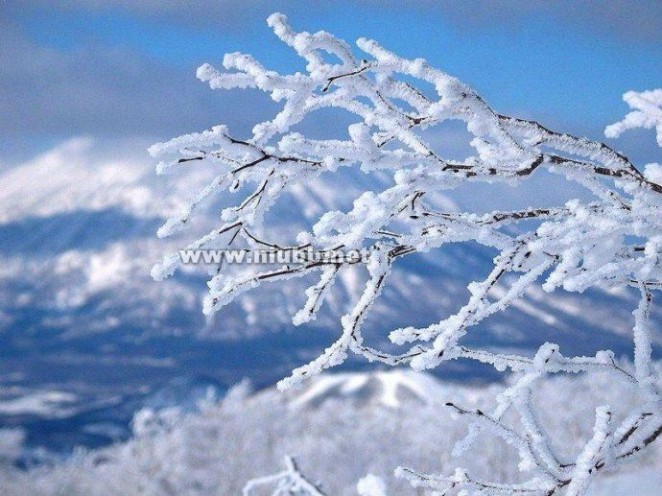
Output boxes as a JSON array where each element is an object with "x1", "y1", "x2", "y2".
[{"x1": 0, "y1": 371, "x2": 660, "y2": 495}]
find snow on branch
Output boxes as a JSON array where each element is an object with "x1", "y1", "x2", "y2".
[
  {"x1": 243, "y1": 456, "x2": 328, "y2": 496},
  {"x1": 151, "y1": 13, "x2": 662, "y2": 495},
  {"x1": 605, "y1": 89, "x2": 662, "y2": 147}
]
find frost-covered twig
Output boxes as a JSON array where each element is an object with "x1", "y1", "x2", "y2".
[
  {"x1": 152, "y1": 13, "x2": 662, "y2": 495},
  {"x1": 243, "y1": 456, "x2": 328, "y2": 496}
]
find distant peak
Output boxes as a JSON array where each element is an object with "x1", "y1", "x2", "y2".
[{"x1": 286, "y1": 370, "x2": 447, "y2": 410}]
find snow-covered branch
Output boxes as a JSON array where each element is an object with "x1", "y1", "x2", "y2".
[
  {"x1": 151, "y1": 13, "x2": 661, "y2": 495},
  {"x1": 243, "y1": 456, "x2": 327, "y2": 496}
]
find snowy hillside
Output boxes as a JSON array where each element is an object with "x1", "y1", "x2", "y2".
[{"x1": 0, "y1": 370, "x2": 658, "y2": 495}]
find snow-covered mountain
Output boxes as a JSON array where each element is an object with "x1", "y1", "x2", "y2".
[
  {"x1": 2, "y1": 139, "x2": 655, "y2": 344},
  {"x1": 0, "y1": 138, "x2": 659, "y2": 454},
  {"x1": 287, "y1": 369, "x2": 459, "y2": 409}
]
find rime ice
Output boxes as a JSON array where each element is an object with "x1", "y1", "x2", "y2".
[{"x1": 151, "y1": 13, "x2": 662, "y2": 495}]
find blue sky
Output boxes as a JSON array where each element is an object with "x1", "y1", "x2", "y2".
[{"x1": 2, "y1": 1, "x2": 661, "y2": 163}]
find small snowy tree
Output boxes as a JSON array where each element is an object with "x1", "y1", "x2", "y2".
[{"x1": 150, "y1": 14, "x2": 661, "y2": 495}]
